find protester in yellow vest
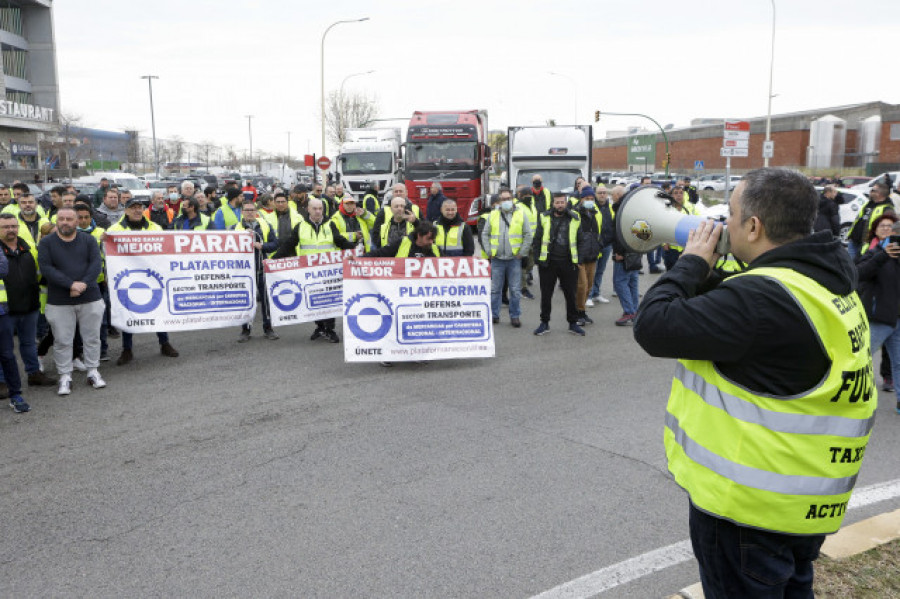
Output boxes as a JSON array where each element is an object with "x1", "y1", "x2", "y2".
[
  {"x1": 328, "y1": 195, "x2": 376, "y2": 252},
  {"x1": 433, "y1": 197, "x2": 474, "y2": 257},
  {"x1": 513, "y1": 186, "x2": 538, "y2": 300},
  {"x1": 233, "y1": 200, "x2": 279, "y2": 342},
  {"x1": 532, "y1": 193, "x2": 582, "y2": 337},
  {"x1": 634, "y1": 168, "x2": 875, "y2": 598},
  {"x1": 271, "y1": 198, "x2": 356, "y2": 343},
  {"x1": 480, "y1": 189, "x2": 532, "y2": 328}
]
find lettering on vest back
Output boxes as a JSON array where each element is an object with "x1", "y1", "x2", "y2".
[
  {"x1": 805, "y1": 502, "x2": 847, "y2": 520},
  {"x1": 828, "y1": 364, "x2": 874, "y2": 403}
]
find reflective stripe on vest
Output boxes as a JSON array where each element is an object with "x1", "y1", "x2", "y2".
[
  {"x1": 435, "y1": 223, "x2": 464, "y2": 254},
  {"x1": 396, "y1": 237, "x2": 440, "y2": 258},
  {"x1": 297, "y1": 221, "x2": 336, "y2": 255},
  {"x1": 665, "y1": 266, "x2": 875, "y2": 534},
  {"x1": 538, "y1": 212, "x2": 579, "y2": 263},
  {"x1": 90, "y1": 227, "x2": 106, "y2": 283},
  {"x1": 379, "y1": 219, "x2": 415, "y2": 247},
  {"x1": 489, "y1": 209, "x2": 525, "y2": 257},
  {"x1": 329, "y1": 211, "x2": 371, "y2": 251}
]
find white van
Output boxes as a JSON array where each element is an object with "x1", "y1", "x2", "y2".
[{"x1": 75, "y1": 172, "x2": 152, "y2": 202}]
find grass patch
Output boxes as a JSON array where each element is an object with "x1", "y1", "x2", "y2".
[{"x1": 814, "y1": 538, "x2": 900, "y2": 598}]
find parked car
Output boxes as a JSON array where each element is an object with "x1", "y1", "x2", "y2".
[
  {"x1": 852, "y1": 171, "x2": 900, "y2": 194},
  {"x1": 815, "y1": 186, "x2": 868, "y2": 245},
  {"x1": 696, "y1": 175, "x2": 742, "y2": 192},
  {"x1": 840, "y1": 176, "x2": 872, "y2": 188}
]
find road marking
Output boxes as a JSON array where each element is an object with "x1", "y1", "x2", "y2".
[{"x1": 531, "y1": 478, "x2": 900, "y2": 599}]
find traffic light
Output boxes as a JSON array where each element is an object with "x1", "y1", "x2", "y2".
[{"x1": 594, "y1": 110, "x2": 600, "y2": 122}]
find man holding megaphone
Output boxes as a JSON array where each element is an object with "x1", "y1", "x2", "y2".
[{"x1": 632, "y1": 168, "x2": 876, "y2": 598}]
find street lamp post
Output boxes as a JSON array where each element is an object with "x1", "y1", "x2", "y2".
[
  {"x1": 338, "y1": 70, "x2": 375, "y2": 139},
  {"x1": 245, "y1": 114, "x2": 253, "y2": 170},
  {"x1": 548, "y1": 71, "x2": 577, "y2": 124},
  {"x1": 595, "y1": 110, "x2": 671, "y2": 177},
  {"x1": 764, "y1": 0, "x2": 776, "y2": 167},
  {"x1": 320, "y1": 17, "x2": 370, "y2": 157},
  {"x1": 140, "y1": 75, "x2": 159, "y2": 177}
]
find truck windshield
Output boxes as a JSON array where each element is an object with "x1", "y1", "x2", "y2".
[
  {"x1": 406, "y1": 142, "x2": 477, "y2": 179},
  {"x1": 340, "y1": 152, "x2": 393, "y2": 175},
  {"x1": 516, "y1": 169, "x2": 584, "y2": 194}
]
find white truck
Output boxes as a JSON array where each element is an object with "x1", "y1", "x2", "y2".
[
  {"x1": 336, "y1": 128, "x2": 402, "y2": 200},
  {"x1": 506, "y1": 125, "x2": 593, "y2": 195}
]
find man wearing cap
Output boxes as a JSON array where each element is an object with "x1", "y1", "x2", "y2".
[
  {"x1": 329, "y1": 194, "x2": 375, "y2": 252},
  {"x1": 107, "y1": 198, "x2": 180, "y2": 364},
  {"x1": 213, "y1": 188, "x2": 244, "y2": 230}
]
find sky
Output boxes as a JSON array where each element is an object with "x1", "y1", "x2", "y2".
[{"x1": 53, "y1": 0, "x2": 899, "y2": 161}]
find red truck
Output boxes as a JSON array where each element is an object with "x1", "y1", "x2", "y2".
[{"x1": 404, "y1": 110, "x2": 491, "y2": 225}]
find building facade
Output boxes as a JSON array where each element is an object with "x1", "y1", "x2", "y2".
[
  {"x1": 0, "y1": 0, "x2": 58, "y2": 170},
  {"x1": 592, "y1": 101, "x2": 900, "y2": 176}
]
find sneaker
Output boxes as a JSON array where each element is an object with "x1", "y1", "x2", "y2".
[
  {"x1": 380, "y1": 361, "x2": 394, "y2": 367},
  {"x1": 883, "y1": 377, "x2": 894, "y2": 392},
  {"x1": 597, "y1": 295, "x2": 611, "y2": 304},
  {"x1": 263, "y1": 328, "x2": 280, "y2": 340},
  {"x1": 27, "y1": 371, "x2": 57, "y2": 387},
  {"x1": 585, "y1": 298, "x2": 595, "y2": 307},
  {"x1": 576, "y1": 316, "x2": 586, "y2": 327},
  {"x1": 533, "y1": 322, "x2": 550, "y2": 336},
  {"x1": 86, "y1": 369, "x2": 106, "y2": 389},
  {"x1": 9, "y1": 394, "x2": 30, "y2": 413},
  {"x1": 160, "y1": 343, "x2": 179, "y2": 357},
  {"x1": 116, "y1": 349, "x2": 133, "y2": 366},
  {"x1": 58, "y1": 375, "x2": 72, "y2": 396},
  {"x1": 521, "y1": 288, "x2": 535, "y2": 300},
  {"x1": 72, "y1": 357, "x2": 87, "y2": 372},
  {"x1": 237, "y1": 329, "x2": 251, "y2": 343},
  {"x1": 325, "y1": 330, "x2": 340, "y2": 343},
  {"x1": 100, "y1": 350, "x2": 110, "y2": 362},
  {"x1": 615, "y1": 313, "x2": 633, "y2": 326},
  {"x1": 569, "y1": 322, "x2": 586, "y2": 336},
  {"x1": 310, "y1": 328, "x2": 325, "y2": 341},
  {"x1": 582, "y1": 313, "x2": 594, "y2": 325}
]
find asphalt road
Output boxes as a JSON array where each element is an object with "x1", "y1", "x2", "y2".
[{"x1": 3, "y1": 269, "x2": 899, "y2": 598}]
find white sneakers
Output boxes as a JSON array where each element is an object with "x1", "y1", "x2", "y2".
[
  {"x1": 597, "y1": 295, "x2": 611, "y2": 304},
  {"x1": 58, "y1": 375, "x2": 71, "y2": 396},
  {"x1": 86, "y1": 369, "x2": 106, "y2": 389},
  {"x1": 585, "y1": 298, "x2": 595, "y2": 307}
]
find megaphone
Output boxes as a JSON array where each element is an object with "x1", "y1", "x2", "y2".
[{"x1": 615, "y1": 185, "x2": 730, "y2": 254}]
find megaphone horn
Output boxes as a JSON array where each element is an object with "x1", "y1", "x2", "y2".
[{"x1": 615, "y1": 185, "x2": 730, "y2": 255}]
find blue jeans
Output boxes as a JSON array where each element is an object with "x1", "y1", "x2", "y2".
[
  {"x1": 0, "y1": 313, "x2": 22, "y2": 395},
  {"x1": 689, "y1": 502, "x2": 824, "y2": 599},
  {"x1": 870, "y1": 318, "x2": 900, "y2": 402},
  {"x1": 847, "y1": 240, "x2": 862, "y2": 259},
  {"x1": 0, "y1": 310, "x2": 40, "y2": 383},
  {"x1": 613, "y1": 262, "x2": 640, "y2": 314},
  {"x1": 122, "y1": 331, "x2": 170, "y2": 351},
  {"x1": 648, "y1": 246, "x2": 662, "y2": 269},
  {"x1": 590, "y1": 244, "x2": 613, "y2": 297},
  {"x1": 491, "y1": 258, "x2": 522, "y2": 319}
]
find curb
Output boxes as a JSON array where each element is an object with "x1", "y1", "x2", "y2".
[{"x1": 669, "y1": 508, "x2": 900, "y2": 599}]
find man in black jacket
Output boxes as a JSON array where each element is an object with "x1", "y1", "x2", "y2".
[
  {"x1": 814, "y1": 185, "x2": 841, "y2": 238},
  {"x1": 633, "y1": 168, "x2": 874, "y2": 599},
  {"x1": 425, "y1": 182, "x2": 449, "y2": 223},
  {"x1": 532, "y1": 193, "x2": 583, "y2": 336}
]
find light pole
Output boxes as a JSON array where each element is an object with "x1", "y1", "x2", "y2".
[
  {"x1": 284, "y1": 130, "x2": 291, "y2": 180},
  {"x1": 548, "y1": 71, "x2": 577, "y2": 124},
  {"x1": 764, "y1": 0, "x2": 776, "y2": 167},
  {"x1": 140, "y1": 75, "x2": 159, "y2": 177},
  {"x1": 339, "y1": 69, "x2": 375, "y2": 138},
  {"x1": 595, "y1": 110, "x2": 671, "y2": 177},
  {"x1": 320, "y1": 17, "x2": 370, "y2": 157},
  {"x1": 245, "y1": 114, "x2": 253, "y2": 170}
]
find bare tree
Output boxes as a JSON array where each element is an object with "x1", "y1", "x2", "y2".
[
  {"x1": 325, "y1": 90, "x2": 379, "y2": 147},
  {"x1": 169, "y1": 135, "x2": 185, "y2": 164},
  {"x1": 199, "y1": 139, "x2": 217, "y2": 168},
  {"x1": 58, "y1": 110, "x2": 83, "y2": 179}
]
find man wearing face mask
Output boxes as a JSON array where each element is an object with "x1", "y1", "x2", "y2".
[
  {"x1": 532, "y1": 192, "x2": 584, "y2": 336},
  {"x1": 532, "y1": 174, "x2": 552, "y2": 214},
  {"x1": 574, "y1": 186, "x2": 602, "y2": 326},
  {"x1": 434, "y1": 198, "x2": 474, "y2": 257},
  {"x1": 514, "y1": 185, "x2": 538, "y2": 300},
  {"x1": 481, "y1": 188, "x2": 532, "y2": 328},
  {"x1": 171, "y1": 181, "x2": 194, "y2": 214}
]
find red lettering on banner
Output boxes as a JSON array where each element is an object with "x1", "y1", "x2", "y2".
[
  {"x1": 105, "y1": 231, "x2": 253, "y2": 256},
  {"x1": 343, "y1": 257, "x2": 491, "y2": 280},
  {"x1": 264, "y1": 248, "x2": 361, "y2": 273}
]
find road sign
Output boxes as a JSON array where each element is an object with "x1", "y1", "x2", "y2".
[
  {"x1": 317, "y1": 156, "x2": 332, "y2": 170},
  {"x1": 724, "y1": 120, "x2": 750, "y2": 132},
  {"x1": 627, "y1": 133, "x2": 656, "y2": 167},
  {"x1": 694, "y1": 160, "x2": 704, "y2": 171},
  {"x1": 763, "y1": 140, "x2": 775, "y2": 158},
  {"x1": 723, "y1": 139, "x2": 749, "y2": 149},
  {"x1": 720, "y1": 147, "x2": 749, "y2": 158}
]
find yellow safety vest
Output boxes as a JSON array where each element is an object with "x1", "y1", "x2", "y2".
[
  {"x1": 107, "y1": 218, "x2": 163, "y2": 232},
  {"x1": 214, "y1": 203, "x2": 241, "y2": 229},
  {"x1": 488, "y1": 209, "x2": 525, "y2": 257},
  {"x1": 16, "y1": 214, "x2": 50, "y2": 248},
  {"x1": 434, "y1": 222, "x2": 465, "y2": 254},
  {"x1": 396, "y1": 237, "x2": 440, "y2": 258},
  {"x1": 234, "y1": 217, "x2": 273, "y2": 241},
  {"x1": 263, "y1": 208, "x2": 302, "y2": 232},
  {"x1": 329, "y1": 210, "x2": 374, "y2": 252},
  {"x1": 515, "y1": 198, "x2": 538, "y2": 233},
  {"x1": 537, "y1": 212, "x2": 580, "y2": 263},
  {"x1": 378, "y1": 218, "x2": 415, "y2": 248},
  {"x1": 851, "y1": 202, "x2": 893, "y2": 253},
  {"x1": 296, "y1": 220, "x2": 337, "y2": 255},
  {"x1": 665, "y1": 267, "x2": 876, "y2": 535}
]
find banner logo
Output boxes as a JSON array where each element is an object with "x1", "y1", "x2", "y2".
[
  {"x1": 345, "y1": 293, "x2": 393, "y2": 342},
  {"x1": 269, "y1": 279, "x2": 304, "y2": 312},
  {"x1": 114, "y1": 269, "x2": 165, "y2": 314}
]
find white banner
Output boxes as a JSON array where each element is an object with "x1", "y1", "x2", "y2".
[
  {"x1": 342, "y1": 256, "x2": 495, "y2": 363},
  {"x1": 263, "y1": 248, "x2": 362, "y2": 326},
  {"x1": 105, "y1": 231, "x2": 257, "y2": 333}
]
